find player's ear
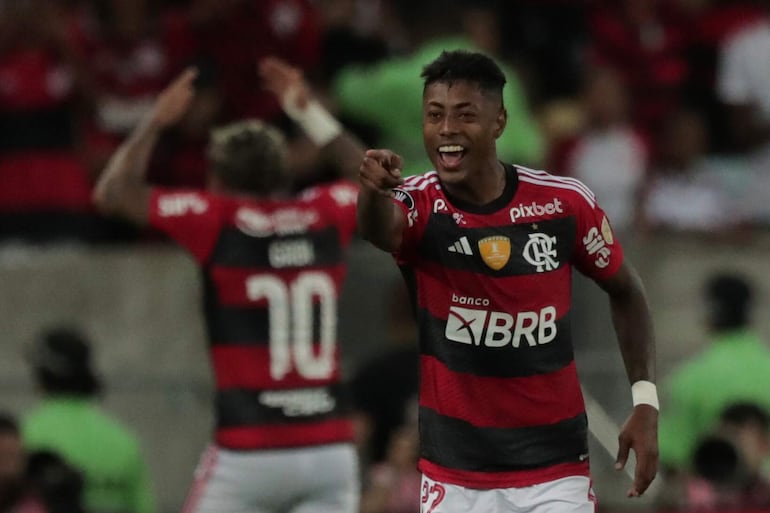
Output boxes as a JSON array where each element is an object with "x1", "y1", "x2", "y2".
[{"x1": 494, "y1": 107, "x2": 507, "y2": 139}]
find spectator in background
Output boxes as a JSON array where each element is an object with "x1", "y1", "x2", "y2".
[
  {"x1": 351, "y1": 279, "x2": 418, "y2": 467},
  {"x1": 332, "y1": 0, "x2": 544, "y2": 176},
  {"x1": 641, "y1": 109, "x2": 743, "y2": 235},
  {"x1": 0, "y1": 412, "x2": 87, "y2": 513},
  {"x1": 588, "y1": 0, "x2": 690, "y2": 140},
  {"x1": 499, "y1": 0, "x2": 592, "y2": 104},
  {"x1": 360, "y1": 425, "x2": 421, "y2": 513},
  {"x1": 22, "y1": 327, "x2": 156, "y2": 513},
  {"x1": 678, "y1": 0, "x2": 766, "y2": 154},
  {"x1": 658, "y1": 273, "x2": 770, "y2": 483},
  {"x1": 685, "y1": 402, "x2": 770, "y2": 511},
  {"x1": 550, "y1": 67, "x2": 647, "y2": 236},
  {"x1": 316, "y1": 0, "x2": 390, "y2": 87},
  {"x1": 69, "y1": 0, "x2": 196, "y2": 176},
  {"x1": 0, "y1": 0, "x2": 103, "y2": 243},
  {"x1": 188, "y1": 0, "x2": 322, "y2": 123},
  {"x1": 0, "y1": 413, "x2": 31, "y2": 512},
  {"x1": 24, "y1": 450, "x2": 87, "y2": 513},
  {"x1": 716, "y1": 0, "x2": 770, "y2": 224}
]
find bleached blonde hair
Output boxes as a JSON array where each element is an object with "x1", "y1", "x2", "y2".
[{"x1": 207, "y1": 119, "x2": 288, "y2": 194}]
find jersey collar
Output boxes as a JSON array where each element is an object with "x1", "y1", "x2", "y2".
[{"x1": 443, "y1": 163, "x2": 518, "y2": 215}]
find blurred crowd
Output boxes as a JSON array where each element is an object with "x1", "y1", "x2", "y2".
[
  {"x1": 3, "y1": 0, "x2": 770, "y2": 512},
  {"x1": 0, "y1": 0, "x2": 769, "y2": 243}
]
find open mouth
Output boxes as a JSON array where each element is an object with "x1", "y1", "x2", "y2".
[{"x1": 438, "y1": 144, "x2": 466, "y2": 169}]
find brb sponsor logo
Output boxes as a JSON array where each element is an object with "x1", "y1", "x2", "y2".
[
  {"x1": 509, "y1": 198, "x2": 563, "y2": 222},
  {"x1": 446, "y1": 295, "x2": 557, "y2": 348}
]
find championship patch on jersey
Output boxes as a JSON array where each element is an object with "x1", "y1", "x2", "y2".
[
  {"x1": 478, "y1": 236, "x2": 511, "y2": 270},
  {"x1": 601, "y1": 216, "x2": 614, "y2": 244},
  {"x1": 392, "y1": 188, "x2": 415, "y2": 210}
]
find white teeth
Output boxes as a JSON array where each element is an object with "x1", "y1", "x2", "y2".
[{"x1": 439, "y1": 145, "x2": 464, "y2": 153}]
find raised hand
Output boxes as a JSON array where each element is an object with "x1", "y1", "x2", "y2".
[
  {"x1": 616, "y1": 404, "x2": 659, "y2": 497},
  {"x1": 148, "y1": 67, "x2": 198, "y2": 129},
  {"x1": 359, "y1": 149, "x2": 405, "y2": 197},
  {"x1": 258, "y1": 57, "x2": 311, "y2": 113}
]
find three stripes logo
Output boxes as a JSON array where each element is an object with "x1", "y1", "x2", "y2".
[{"x1": 447, "y1": 236, "x2": 473, "y2": 255}]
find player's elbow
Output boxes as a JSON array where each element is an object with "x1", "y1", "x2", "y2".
[
  {"x1": 92, "y1": 179, "x2": 114, "y2": 214},
  {"x1": 92, "y1": 174, "x2": 129, "y2": 217}
]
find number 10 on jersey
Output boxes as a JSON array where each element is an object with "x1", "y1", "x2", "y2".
[{"x1": 246, "y1": 272, "x2": 337, "y2": 381}]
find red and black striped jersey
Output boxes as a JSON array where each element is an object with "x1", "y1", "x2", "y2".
[
  {"x1": 149, "y1": 180, "x2": 358, "y2": 450},
  {"x1": 391, "y1": 164, "x2": 624, "y2": 489}
]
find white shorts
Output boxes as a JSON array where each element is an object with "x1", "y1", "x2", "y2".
[
  {"x1": 420, "y1": 474, "x2": 597, "y2": 513},
  {"x1": 183, "y1": 444, "x2": 360, "y2": 513}
]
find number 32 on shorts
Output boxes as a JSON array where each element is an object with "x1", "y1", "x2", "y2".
[{"x1": 421, "y1": 479, "x2": 446, "y2": 513}]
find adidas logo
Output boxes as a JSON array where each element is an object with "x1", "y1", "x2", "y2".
[{"x1": 448, "y1": 236, "x2": 473, "y2": 255}]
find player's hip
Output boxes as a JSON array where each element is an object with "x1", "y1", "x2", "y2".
[
  {"x1": 184, "y1": 443, "x2": 360, "y2": 513},
  {"x1": 419, "y1": 473, "x2": 597, "y2": 513}
]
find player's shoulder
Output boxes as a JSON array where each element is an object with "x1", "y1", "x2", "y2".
[
  {"x1": 514, "y1": 165, "x2": 598, "y2": 211},
  {"x1": 393, "y1": 170, "x2": 441, "y2": 207},
  {"x1": 298, "y1": 179, "x2": 358, "y2": 209},
  {"x1": 399, "y1": 170, "x2": 440, "y2": 192}
]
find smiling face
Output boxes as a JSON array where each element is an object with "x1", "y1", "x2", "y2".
[{"x1": 422, "y1": 80, "x2": 507, "y2": 186}]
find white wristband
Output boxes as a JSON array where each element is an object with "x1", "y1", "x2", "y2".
[
  {"x1": 631, "y1": 380, "x2": 659, "y2": 410},
  {"x1": 281, "y1": 87, "x2": 342, "y2": 147}
]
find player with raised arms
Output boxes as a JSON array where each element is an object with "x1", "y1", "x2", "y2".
[{"x1": 94, "y1": 58, "x2": 364, "y2": 513}]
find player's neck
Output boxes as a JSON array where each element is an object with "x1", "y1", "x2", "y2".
[
  {"x1": 209, "y1": 181, "x2": 291, "y2": 200},
  {"x1": 444, "y1": 160, "x2": 506, "y2": 206}
]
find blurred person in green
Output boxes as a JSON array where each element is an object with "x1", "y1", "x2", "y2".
[
  {"x1": 658, "y1": 273, "x2": 770, "y2": 475},
  {"x1": 332, "y1": 0, "x2": 543, "y2": 176},
  {"x1": 22, "y1": 327, "x2": 156, "y2": 513}
]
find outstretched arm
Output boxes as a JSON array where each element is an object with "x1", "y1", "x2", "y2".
[
  {"x1": 596, "y1": 261, "x2": 658, "y2": 497},
  {"x1": 357, "y1": 149, "x2": 406, "y2": 253},
  {"x1": 259, "y1": 57, "x2": 364, "y2": 182},
  {"x1": 92, "y1": 68, "x2": 198, "y2": 225}
]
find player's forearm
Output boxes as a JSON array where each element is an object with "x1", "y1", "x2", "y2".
[
  {"x1": 282, "y1": 91, "x2": 365, "y2": 182},
  {"x1": 321, "y1": 131, "x2": 366, "y2": 182},
  {"x1": 92, "y1": 116, "x2": 160, "y2": 221},
  {"x1": 357, "y1": 188, "x2": 402, "y2": 252},
  {"x1": 608, "y1": 266, "x2": 656, "y2": 384}
]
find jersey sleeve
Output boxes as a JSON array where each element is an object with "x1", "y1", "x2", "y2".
[
  {"x1": 148, "y1": 188, "x2": 223, "y2": 263},
  {"x1": 391, "y1": 177, "x2": 432, "y2": 263},
  {"x1": 571, "y1": 188, "x2": 624, "y2": 281}
]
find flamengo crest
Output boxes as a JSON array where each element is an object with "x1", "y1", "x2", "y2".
[{"x1": 523, "y1": 233, "x2": 558, "y2": 272}]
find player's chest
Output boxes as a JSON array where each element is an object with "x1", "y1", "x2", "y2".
[{"x1": 418, "y1": 210, "x2": 577, "y2": 276}]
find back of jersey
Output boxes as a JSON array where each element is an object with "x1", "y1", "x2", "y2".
[{"x1": 149, "y1": 181, "x2": 358, "y2": 450}]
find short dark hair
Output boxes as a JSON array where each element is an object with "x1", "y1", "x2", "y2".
[
  {"x1": 0, "y1": 412, "x2": 18, "y2": 435},
  {"x1": 28, "y1": 327, "x2": 101, "y2": 397},
  {"x1": 704, "y1": 272, "x2": 753, "y2": 331},
  {"x1": 207, "y1": 120, "x2": 288, "y2": 195},
  {"x1": 721, "y1": 402, "x2": 769, "y2": 431},
  {"x1": 421, "y1": 50, "x2": 506, "y2": 100}
]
